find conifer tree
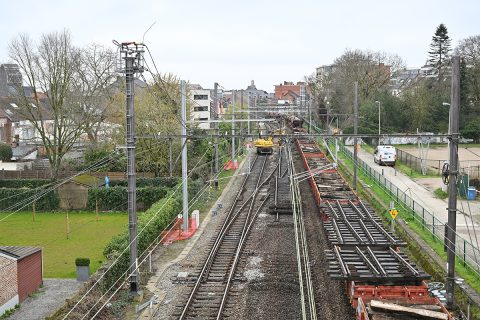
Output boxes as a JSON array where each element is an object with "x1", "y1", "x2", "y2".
[{"x1": 428, "y1": 23, "x2": 451, "y2": 80}]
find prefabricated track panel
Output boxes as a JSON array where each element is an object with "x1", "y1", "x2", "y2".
[
  {"x1": 320, "y1": 200, "x2": 379, "y2": 221},
  {"x1": 326, "y1": 246, "x2": 431, "y2": 283},
  {"x1": 321, "y1": 200, "x2": 405, "y2": 247}
]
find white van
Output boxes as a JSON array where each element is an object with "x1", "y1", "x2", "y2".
[{"x1": 374, "y1": 145, "x2": 396, "y2": 166}]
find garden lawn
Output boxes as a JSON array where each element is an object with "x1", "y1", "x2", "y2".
[{"x1": 0, "y1": 211, "x2": 127, "y2": 278}]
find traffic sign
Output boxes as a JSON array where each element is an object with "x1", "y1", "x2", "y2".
[{"x1": 389, "y1": 208, "x2": 399, "y2": 220}]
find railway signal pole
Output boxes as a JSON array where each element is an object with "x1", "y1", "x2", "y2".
[
  {"x1": 118, "y1": 41, "x2": 144, "y2": 296},
  {"x1": 446, "y1": 56, "x2": 460, "y2": 309}
]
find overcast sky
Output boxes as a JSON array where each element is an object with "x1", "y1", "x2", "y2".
[{"x1": 1, "y1": 0, "x2": 478, "y2": 92}]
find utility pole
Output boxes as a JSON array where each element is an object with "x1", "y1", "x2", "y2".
[
  {"x1": 446, "y1": 55, "x2": 460, "y2": 309},
  {"x1": 231, "y1": 90, "x2": 236, "y2": 167},
  {"x1": 213, "y1": 82, "x2": 219, "y2": 189},
  {"x1": 119, "y1": 41, "x2": 144, "y2": 296},
  {"x1": 353, "y1": 81, "x2": 358, "y2": 191},
  {"x1": 181, "y1": 80, "x2": 189, "y2": 232}
]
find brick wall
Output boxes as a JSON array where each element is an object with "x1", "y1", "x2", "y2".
[{"x1": 0, "y1": 256, "x2": 18, "y2": 307}]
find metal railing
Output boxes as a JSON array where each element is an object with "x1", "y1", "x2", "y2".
[{"x1": 335, "y1": 142, "x2": 480, "y2": 277}]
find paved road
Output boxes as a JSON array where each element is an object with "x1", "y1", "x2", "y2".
[{"x1": 8, "y1": 279, "x2": 81, "y2": 320}]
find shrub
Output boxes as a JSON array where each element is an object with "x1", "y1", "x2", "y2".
[
  {"x1": 102, "y1": 189, "x2": 182, "y2": 289},
  {"x1": 434, "y1": 187, "x2": 448, "y2": 199},
  {"x1": 101, "y1": 178, "x2": 204, "y2": 289},
  {"x1": 109, "y1": 177, "x2": 179, "y2": 188},
  {"x1": 87, "y1": 186, "x2": 169, "y2": 211},
  {"x1": 0, "y1": 187, "x2": 59, "y2": 210},
  {"x1": 0, "y1": 179, "x2": 51, "y2": 188},
  {"x1": 75, "y1": 257, "x2": 90, "y2": 266},
  {"x1": 0, "y1": 143, "x2": 12, "y2": 161}
]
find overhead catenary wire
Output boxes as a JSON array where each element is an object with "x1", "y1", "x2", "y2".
[
  {"x1": 63, "y1": 143, "x2": 245, "y2": 319},
  {"x1": 80, "y1": 146, "x2": 245, "y2": 319}
]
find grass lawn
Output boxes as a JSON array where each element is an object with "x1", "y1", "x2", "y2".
[{"x1": 0, "y1": 211, "x2": 127, "y2": 278}]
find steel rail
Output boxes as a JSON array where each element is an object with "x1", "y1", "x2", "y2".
[
  {"x1": 216, "y1": 195, "x2": 271, "y2": 319},
  {"x1": 288, "y1": 142, "x2": 317, "y2": 320},
  {"x1": 178, "y1": 154, "x2": 263, "y2": 320},
  {"x1": 216, "y1": 157, "x2": 280, "y2": 319}
]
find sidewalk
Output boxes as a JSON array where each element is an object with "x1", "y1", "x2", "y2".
[{"x1": 347, "y1": 146, "x2": 480, "y2": 258}]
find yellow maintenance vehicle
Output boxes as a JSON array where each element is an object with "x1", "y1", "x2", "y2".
[{"x1": 254, "y1": 135, "x2": 274, "y2": 154}]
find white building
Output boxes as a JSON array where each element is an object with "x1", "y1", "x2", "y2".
[{"x1": 190, "y1": 87, "x2": 212, "y2": 130}]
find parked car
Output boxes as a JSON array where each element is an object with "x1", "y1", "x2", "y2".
[{"x1": 374, "y1": 145, "x2": 396, "y2": 166}]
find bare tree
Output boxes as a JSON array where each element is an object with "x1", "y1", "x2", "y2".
[
  {"x1": 9, "y1": 30, "x2": 84, "y2": 178},
  {"x1": 327, "y1": 49, "x2": 405, "y2": 124},
  {"x1": 72, "y1": 44, "x2": 118, "y2": 143}
]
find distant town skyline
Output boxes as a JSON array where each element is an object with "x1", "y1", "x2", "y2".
[{"x1": 1, "y1": 0, "x2": 478, "y2": 91}]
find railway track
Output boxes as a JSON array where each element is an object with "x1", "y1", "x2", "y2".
[
  {"x1": 177, "y1": 154, "x2": 278, "y2": 319},
  {"x1": 287, "y1": 141, "x2": 317, "y2": 320}
]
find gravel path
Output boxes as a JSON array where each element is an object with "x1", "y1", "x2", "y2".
[{"x1": 8, "y1": 279, "x2": 81, "y2": 320}]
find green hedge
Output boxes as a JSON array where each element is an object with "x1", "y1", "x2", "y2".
[
  {"x1": 101, "y1": 178, "x2": 204, "y2": 289},
  {"x1": 102, "y1": 189, "x2": 182, "y2": 289},
  {"x1": 0, "y1": 187, "x2": 59, "y2": 211},
  {"x1": 109, "y1": 177, "x2": 179, "y2": 188},
  {"x1": 0, "y1": 179, "x2": 52, "y2": 188},
  {"x1": 87, "y1": 186, "x2": 169, "y2": 211}
]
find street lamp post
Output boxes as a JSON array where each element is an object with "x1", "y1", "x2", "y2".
[{"x1": 375, "y1": 100, "x2": 381, "y2": 135}]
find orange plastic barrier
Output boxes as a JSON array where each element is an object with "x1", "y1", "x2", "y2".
[{"x1": 160, "y1": 217, "x2": 198, "y2": 245}]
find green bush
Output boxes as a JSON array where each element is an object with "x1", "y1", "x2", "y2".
[
  {"x1": 0, "y1": 143, "x2": 12, "y2": 161},
  {"x1": 434, "y1": 187, "x2": 448, "y2": 199},
  {"x1": 109, "y1": 177, "x2": 179, "y2": 188},
  {"x1": 0, "y1": 179, "x2": 51, "y2": 188},
  {"x1": 102, "y1": 189, "x2": 182, "y2": 289},
  {"x1": 101, "y1": 178, "x2": 205, "y2": 289},
  {"x1": 75, "y1": 257, "x2": 90, "y2": 266},
  {"x1": 87, "y1": 186, "x2": 169, "y2": 211},
  {"x1": 0, "y1": 187, "x2": 59, "y2": 210}
]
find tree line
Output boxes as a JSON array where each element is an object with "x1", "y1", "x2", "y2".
[
  {"x1": 7, "y1": 30, "x2": 223, "y2": 179},
  {"x1": 307, "y1": 24, "x2": 480, "y2": 142}
]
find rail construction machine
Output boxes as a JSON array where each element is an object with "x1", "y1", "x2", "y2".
[{"x1": 254, "y1": 121, "x2": 277, "y2": 154}]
